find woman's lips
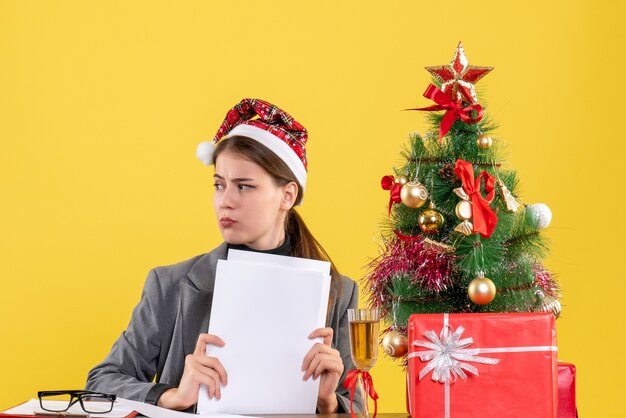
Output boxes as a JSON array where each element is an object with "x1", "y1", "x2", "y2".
[{"x1": 220, "y1": 217, "x2": 237, "y2": 227}]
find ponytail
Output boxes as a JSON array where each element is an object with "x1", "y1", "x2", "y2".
[{"x1": 286, "y1": 210, "x2": 343, "y2": 309}]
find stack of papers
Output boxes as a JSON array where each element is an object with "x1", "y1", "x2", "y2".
[{"x1": 197, "y1": 249, "x2": 331, "y2": 415}]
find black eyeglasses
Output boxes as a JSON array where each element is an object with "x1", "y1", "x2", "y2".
[{"x1": 38, "y1": 391, "x2": 116, "y2": 414}]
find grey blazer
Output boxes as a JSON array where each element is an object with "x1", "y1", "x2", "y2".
[{"x1": 86, "y1": 242, "x2": 361, "y2": 413}]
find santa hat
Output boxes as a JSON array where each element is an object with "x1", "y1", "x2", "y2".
[{"x1": 196, "y1": 98, "x2": 308, "y2": 191}]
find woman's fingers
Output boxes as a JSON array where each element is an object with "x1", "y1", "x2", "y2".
[
  {"x1": 304, "y1": 353, "x2": 342, "y2": 379},
  {"x1": 308, "y1": 327, "x2": 333, "y2": 345},
  {"x1": 185, "y1": 356, "x2": 221, "y2": 398},
  {"x1": 158, "y1": 334, "x2": 228, "y2": 409},
  {"x1": 302, "y1": 344, "x2": 342, "y2": 379},
  {"x1": 203, "y1": 368, "x2": 222, "y2": 400},
  {"x1": 302, "y1": 342, "x2": 330, "y2": 372},
  {"x1": 192, "y1": 334, "x2": 228, "y2": 398},
  {"x1": 184, "y1": 354, "x2": 228, "y2": 399},
  {"x1": 313, "y1": 354, "x2": 343, "y2": 378},
  {"x1": 194, "y1": 333, "x2": 226, "y2": 355},
  {"x1": 302, "y1": 328, "x2": 334, "y2": 371},
  {"x1": 195, "y1": 354, "x2": 229, "y2": 385}
]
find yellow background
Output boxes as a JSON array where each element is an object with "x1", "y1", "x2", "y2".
[{"x1": 1, "y1": 1, "x2": 624, "y2": 416}]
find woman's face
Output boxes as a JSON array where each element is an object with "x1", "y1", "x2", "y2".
[{"x1": 213, "y1": 150, "x2": 296, "y2": 250}]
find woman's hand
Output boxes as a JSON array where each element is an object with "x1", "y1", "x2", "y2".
[
  {"x1": 157, "y1": 333, "x2": 228, "y2": 410},
  {"x1": 302, "y1": 327, "x2": 344, "y2": 413}
]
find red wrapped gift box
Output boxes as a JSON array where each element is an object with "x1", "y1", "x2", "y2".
[
  {"x1": 407, "y1": 313, "x2": 558, "y2": 418},
  {"x1": 558, "y1": 362, "x2": 577, "y2": 418}
]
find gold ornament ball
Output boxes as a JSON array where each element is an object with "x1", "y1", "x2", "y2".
[
  {"x1": 395, "y1": 175, "x2": 409, "y2": 185},
  {"x1": 381, "y1": 330, "x2": 408, "y2": 358},
  {"x1": 418, "y1": 208, "x2": 445, "y2": 234},
  {"x1": 400, "y1": 181, "x2": 428, "y2": 208},
  {"x1": 468, "y1": 276, "x2": 497, "y2": 305},
  {"x1": 541, "y1": 296, "x2": 562, "y2": 319},
  {"x1": 535, "y1": 291, "x2": 562, "y2": 319},
  {"x1": 477, "y1": 134, "x2": 493, "y2": 149}
]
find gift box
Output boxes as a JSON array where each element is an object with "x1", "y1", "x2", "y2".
[
  {"x1": 407, "y1": 313, "x2": 558, "y2": 418},
  {"x1": 558, "y1": 362, "x2": 577, "y2": 418}
]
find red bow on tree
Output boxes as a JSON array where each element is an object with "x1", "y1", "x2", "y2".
[
  {"x1": 408, "y1": 84, "x2": 484, "y2": 141},
  {"x1": 381, "y1": 175, "x2": 402, "y2": 217},
  {"x1": 455, "y1": 159, "x2": 498, "y2": 238},
  {"x1": 343, "y1": 369, "x2": 378, "y2": 418}
]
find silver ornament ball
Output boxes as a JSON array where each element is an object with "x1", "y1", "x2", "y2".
[{"x1": 527, "y1": 203, "x2": 552, "y2": 229}]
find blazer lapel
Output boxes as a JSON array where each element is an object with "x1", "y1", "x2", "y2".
[{"x1": 181, "y1": 242, "x2": 228, "y2": 356}]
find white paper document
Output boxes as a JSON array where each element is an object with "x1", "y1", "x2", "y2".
[
  {"x1": 197, "y1": 251, "x2": 331, "y2": 415},
  {"x1": 227, "y1": 249, "x2": 331, "y2": 276},
  {"x1": 115, "y1": 398, "x2": 246, "y2": 418}
]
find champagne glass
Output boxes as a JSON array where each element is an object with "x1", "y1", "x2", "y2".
[{"x1": 347, "y1": 308, "x2": 380, "y2": 418}]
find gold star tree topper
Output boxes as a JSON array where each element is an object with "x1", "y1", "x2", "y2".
[{"x1": 425, "y1": 42, "x2": 493, "y2": 104}]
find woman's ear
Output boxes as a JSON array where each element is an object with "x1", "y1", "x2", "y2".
[{"x1": 280, "y1": 182, "x2": 299, "y2": 210}]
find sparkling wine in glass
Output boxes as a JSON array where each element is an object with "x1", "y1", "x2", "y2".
[{"x1": 347, "y1": 308, "x2": 380, "y2": 417}]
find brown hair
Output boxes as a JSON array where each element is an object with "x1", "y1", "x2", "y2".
[{"x1": 213, "y1": 135, "x2": 343, "y2": 307}]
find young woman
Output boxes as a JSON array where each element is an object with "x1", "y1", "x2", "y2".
[{"x1": 86, "y1": 99, "x2": 361, "y2": 414}]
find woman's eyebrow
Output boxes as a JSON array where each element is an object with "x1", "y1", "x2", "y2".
[{"x1": 213, "y1": 173, "x2": 254, "y2": 182}]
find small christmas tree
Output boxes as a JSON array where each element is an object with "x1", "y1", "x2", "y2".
[{"x1": 365, "y1": 42, "x2": 561, "y2": 361}]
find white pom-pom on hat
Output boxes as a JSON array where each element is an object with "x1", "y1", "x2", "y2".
[
  {"x1": 196, "y1": 141, "x2": 215, "y2": 166},
  {"x1": 527, "y1": 203, "x2": 552, "y2": 229}
]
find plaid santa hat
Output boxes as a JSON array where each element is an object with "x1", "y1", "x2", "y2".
[{"x1": 197, "y1": 98, "x2": 308, "y2": 191}]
